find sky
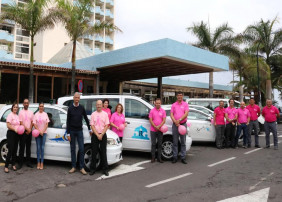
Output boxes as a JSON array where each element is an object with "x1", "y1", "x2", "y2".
[{"x1": 114, "y1": 0, "x2": 282, "y2": 104}]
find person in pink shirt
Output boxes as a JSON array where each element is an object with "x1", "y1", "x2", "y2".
[
  {"x1": 33, "y1": 102, "x2": 50, "y2": 170},
  {"x1": 213, "y1": 100, "x2": 226, "y2": 149},
  {"x1": 102, "y1": 99, "x2": 112, "y2": 121},
  {"x1": 262, "y1": 99, "x2": 280, "y2": 150},
  {"x1": 235, "y1": 102, "x2": 250, "y2": 148},
  {"x1": 246, "y1": 98, "x2": 261, "y2": 148},
  {"x1": 4, "y1": 103, "x2": 20, "y2": 173},
  {"x1": 149, "y1": 98, "x2": 166, "y2": 163},
  {"x1": 110, "y1": 103, "x2": 127, "y2": 142},
  {"x1": 170, "y1": 92, "x2": 189, "y2": 164},
  {"x1": 89, "y1": 100, "x2": 110, "y2": 176},
  {"x1": 224, "y1": 99, "x2": 238, "y2": 148},
  {"x1": 18, "y1": 98, "x2": 34, "y2": 169}
]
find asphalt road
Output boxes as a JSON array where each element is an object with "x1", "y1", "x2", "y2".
[{"x1": 1, "y1": 123, "x2": 282, "y2": 202}]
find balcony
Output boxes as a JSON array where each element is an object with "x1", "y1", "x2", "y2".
[
  {"x1": 105, "y1": 36, "x2": 113, "y2": 44},
  {"x1": 84, "y1": 34, "x2": 93, "y2": 40},
  {"x1": 1, "y1": 0, "x2": 15, "y2": 5},
  {"x1": 94, "y1": 48, "x2": 103, "y2": 55},
  {"x1": 95, "y1": 6, "x2": 104, "y2": 16},
  {"x1": 95, "y1": 35, "x2": 104, "y2": 43},
  {"x1": 0, "y1": 49, "x2": 13, "y2": 59},
  {"x1": 106, "y1": 0, "x2": 114, "y2": 7},
  {"x1": 0, "y1": 30, "x2": 14, "y2": 42},
  {"x1": 105, "y1": 9, "x2": 114, "y2": 19}
]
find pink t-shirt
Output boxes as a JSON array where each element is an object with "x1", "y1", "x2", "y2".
[
  {"x1": 214, "y1": 107, "x2": 225, "y2": 125},
  {"x1": 6, "y1": 112, "x2": 20, "y2": 130},
  {"x1": 171, "y1": 101, "x2": 189, "y2": 124},
  {"x1": 237, "y1": 108, "x2": 250, "y2": 124},
  {"x1": 110, "y1": 112, "x2": 125, "y2": 137},
  {"x1": 33, "y1": 112, "x2": 50, "y2": 133},
  {"x1": 19, "y1": 109, "x2": 34, "y2": 129},
  {"x1": 102, "y1": 108, "x2": 111, "y2": 121},
  {"x1": 262, "y1": 105, "x2": 279, "y2": 122},
  {"x1": 90, "y1": 110, "x2": 109, "y2": 134},
  {"x1": 149, "y1": 107, "x2": 166, "y2": 132},
  {"x1": 246, "y1": 104, "x2": 260, "y2": 121},
  {"x1": 225, "y1": 107, "x2": 238, "y2": 123}
]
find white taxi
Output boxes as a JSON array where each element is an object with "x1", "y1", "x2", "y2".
[
  {"x1": 0, "y1": 104, "x2": 122, "y2": 170},
  {"x1": 58, "y1": 95, "x2": 193, "y2": 160}
]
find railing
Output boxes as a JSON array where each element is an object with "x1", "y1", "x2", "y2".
[
  {"x1": 1, "y1": 0, "x2": 14, "y2": 5},
  {"x1": 95, "y1": 6, "x2": 104, "y2": 15},
  {"x1": 105, "y1": 36, "x2": 113, "y2": 44},
  {"x1": 0, "y1": 49, "x2": 13, "y2": 59},
  {"x1": 0, "y1": 30, "x2": 14, "y2": 42},
  {"x1": 95, "y1": 35, "x2": 104, "y2": 43},
  {"x1": 94, "y1": 48, "x2": 103, "y2": 55},
  {"x1": 106, "y1": 0, "x2": 114, "y2": 6},
  {"x1": 105, "y1": 9, "x2": 114, "y2": 18}
]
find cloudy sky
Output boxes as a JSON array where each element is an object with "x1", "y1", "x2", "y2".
[{"x1": 114, "y1": 0, "x2": 282, "y2": 103}]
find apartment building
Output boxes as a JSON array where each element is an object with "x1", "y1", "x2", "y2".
[{"x1": 0, "y1": 0, "x2": 115, "y2": 63}]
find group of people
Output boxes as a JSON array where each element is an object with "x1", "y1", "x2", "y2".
[
  {"x1": 213, "y1": 98, "x2": 280, "y2": 150},
  {"x1": 5, "y1": 100, "x2": 49, "y2": 173}
]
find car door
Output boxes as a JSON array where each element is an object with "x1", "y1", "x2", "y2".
[
  {"x1": 0, "y1": 108, "x2": 11, "y2": 141},
  {"x1": 122, "y1": 98, "x2": 151, "y2": 151},
  {"x1": 188, "y1": 110, "x2": 215, "y2": 142},
  {"x1": 40, "y1": 107, "x2": 70, "y2": 161}
]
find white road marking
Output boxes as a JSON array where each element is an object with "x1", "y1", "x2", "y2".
[
  {"x1": 131, "y1": 160, "x2": 151, "y2": 167},
  {"x1": 207, "y1": 157, "x2": 236, "y2": 167},
  {"x1": 278, "y1": 135, "x2": 282, "y2": 138},
  {"x1": 217, "y1": 187, "x2": 270, "y2": 202},
  {"x1": 145, "y1": 173, "x2": 193, "y2": 188},
  {"x1": 249, "y1": 173, "x2": 274, "y2": 191},
  {"x1": 244, "y1": 148, "x2": 263, "y2": 154}
]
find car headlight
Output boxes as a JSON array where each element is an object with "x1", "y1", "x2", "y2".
[{"x1": 107, "y1": 138, "x2": 117, "y2": 145}]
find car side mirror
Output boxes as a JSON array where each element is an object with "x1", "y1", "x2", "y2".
[{"x1": 62, "y1": 124, "x2": 67, "y2": 129}]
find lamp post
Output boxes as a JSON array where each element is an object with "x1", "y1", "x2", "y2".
[{"x1": 256, "y1": 41, "x2": 261, "y2": 107}]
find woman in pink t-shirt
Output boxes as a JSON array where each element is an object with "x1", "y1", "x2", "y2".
[
  {"x1": 33, "y1": 102, "x2": 50, "y2": 170},
  {"x1": 110, "y1": 104, "x2": 127, "y2": 142},
  {"x1": 102, "y1": 99, "x2": 112, "y2": 121},
  {"x1": 4, "y1": 103, "x2": 20, "y2": 173}
]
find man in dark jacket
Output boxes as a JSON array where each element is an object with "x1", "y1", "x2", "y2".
[{"x1": 67, "y1": 92, "x2": 91, "y2": 175}]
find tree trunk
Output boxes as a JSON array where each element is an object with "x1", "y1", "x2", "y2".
[
  {"x1": 71, "y1": 40, "x2": 76, "y2": 95},
  {"x1": 28, "y1": 37, "x2": 34, "y2": 103},
  {"x1": 209, "y1": 72, "x2": 213, "y2": 98},
  {"x1": 266, "y1": 80, "x2": 272, "y2": 100}
]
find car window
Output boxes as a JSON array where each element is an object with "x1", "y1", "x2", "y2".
[
  {"x1": 18, "y1": 107, "x2": 38, "y2": 114},
  {"x1": 188, "y1": 111, "x2": 208, "y2": 121},
  {"x1": 125, "y1": 99, "x2": 150, "y2": 119},
  {"x1": 44, "y1": 108, "x2": 66, "y2": 129},
  {"x1": 0, "y1": 109, "x2": 11, "y2": 122},
  {"x1": 234, "y1": 101, "x2": 240, "y2": 108}
]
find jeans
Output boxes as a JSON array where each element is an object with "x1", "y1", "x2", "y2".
[
  {"x1": 90, "y1": 134, "x2": 108, "y2": 171},
  {"x1": 70, "y1": 130, "x2": 84, "y2": 169},
  {"x1": 35, "y1": 133, "x2": 46, "y2": 163},
  {"x1": 264, "y1": 122, "x2": 278, "y2": 147},
  {"x1": 248, "y1": 120, "x2": 259, "y2": 146},
  {"x1": 215, "y1": 125, "x2": 225, "y2": 148},
  {"x1": 225, "y1": 123, "x2": 236, "y2": 147},
  {"x1": 150, "y1": 131, "x2": 163, "y2": 160},
  {"x1": 19, "y1": 132, "x2": 32, "y2": 165},
  {"x1": 235, "y1": 123, "x2": 249, "y2": 146},
  {"x1": 5, "y1": 130, "x2": 19, "y2": 168},
  {"x1": 172, "y1": 123, "x2": 187, "y2": 160}
]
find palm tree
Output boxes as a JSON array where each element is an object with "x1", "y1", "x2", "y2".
[
  {"x1": 55, "y1": 0, "x2": 121, "y2": 95},
  {"x1": 187, "y1": 21, "x2": 240, "y2": 98},
  {"x1": 244, "y1": 17, "x2": 282, "y2": 100},
  {"x1": 0, "y1": 0, "x2": 58, "y2": 103}
]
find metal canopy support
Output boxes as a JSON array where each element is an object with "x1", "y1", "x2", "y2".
[{"x1": 157, "y1": 76, "x2": 163, "y2": 101}]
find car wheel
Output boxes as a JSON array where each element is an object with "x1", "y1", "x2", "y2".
[
  {"x1": 0, "y1": 140, "x2": 8, "y2": 162},
  {"x1": 83, "y1": 144, "x2": 100, "y2": 172},
  {"x1": 161, "y1": 136, "x2": 173, "y2": 160}
]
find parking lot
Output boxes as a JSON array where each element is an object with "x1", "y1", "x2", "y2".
[{"x1": 1, "y1": 123, "x2": 282, "y2": 202}]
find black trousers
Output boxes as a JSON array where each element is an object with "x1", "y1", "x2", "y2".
[
  {"x1": 225, "y1": 123, "x2": 236, "y2": 147},
  {"x1": 5, "y1": 130, "x2": 19, "y2": 168},
  {"x1": 19, "y1": 132, "x2": 32, "y2": 165},
  {"x1": 90, "y1": 134, "x2": 108, "y2": 171}
]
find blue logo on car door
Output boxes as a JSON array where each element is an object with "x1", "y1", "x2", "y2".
[{"x1": 132, "y1": 125, "x2": 149, "y2": 140}]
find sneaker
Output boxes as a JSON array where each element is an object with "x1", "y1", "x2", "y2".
[
  {"x1": 242, "y1": 145, "x2": 246, "y2": 149},
  {"x1": 274, "y1": 146, "x2": 278, "y2": 150},
  {"x1": 89, "y1": 170, "x2": 95, "y2": 176},
  {"x1": 255, "y1": 145, "x2": 261, "y2": 148},
  {"x1": 69, "y1": 167, "x2": 76, "y2": 174},
  {"x1": 103, "y1": 170, "x2": 109, "y2": 176},
  {"x1": 264, "y1": 145, "x2": 270, "y2": 149},
  {"x1": 172, "y1": 158, "x2": 177, "y2": 164},
  {"x1": 247, "y1": 145, "x2": 251, "y2": 148},
  {"x1": 181, "y1": 159, "x2": 187, "y2": 164},
  {"x1": 80, "y1": 168, "x2": 87, "y2": 175}
]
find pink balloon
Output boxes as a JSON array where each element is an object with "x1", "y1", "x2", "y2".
[
  {"x1": 119, "y1": 124, "x2": 125, "y2": 131},
  {"x1": 32, "y1": 129, "x2": 40, "y2": 138},
  {"x1": 17, "y1": 125, "x2": 25, "y2": 135},
  {"x1": 178, "y1": 125, "x2": 187, "y2": 135},
  {"x1": 160, "y1": 125, "x2": 168, "y2": 133},
  {"x1": 187, "y1": 121, "x2": 191, "y2": 127},
  {"x1": 211, "y1": 119, "x2": 214, "y2": 124}
]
